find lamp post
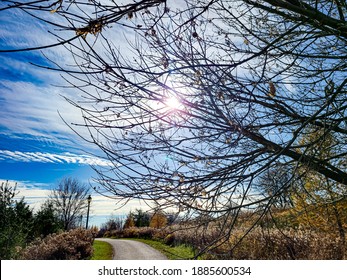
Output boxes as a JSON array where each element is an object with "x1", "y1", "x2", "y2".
[{"x1": 86, "y1": 194, "x2": 92, "y2": 229}]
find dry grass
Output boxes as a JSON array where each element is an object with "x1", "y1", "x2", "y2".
[
  {"x1": 210, "y1": 227, "x2": 345, "y2": 260},
  {"x1": 103, "y1": 224, "x2": 346, "y2": 259},
  {"x1": 20, "y1": 228, "x2": 97, "y2": 260}
]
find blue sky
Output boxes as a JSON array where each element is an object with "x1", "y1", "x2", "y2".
[{"x1": 0, "y1": 6, "x2": 150, "y2": 227}]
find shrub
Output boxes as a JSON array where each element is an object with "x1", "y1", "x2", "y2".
[
  {"x1": 163, "y1": 234, "x2": 176, "y2": 246},
  {"x1": 20, "y1": 228, "x2": 97, "y2": 260}
]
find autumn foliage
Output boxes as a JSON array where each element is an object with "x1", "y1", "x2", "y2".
[{"x1": 149, "y1": 212, "x2": 167, "y2": 229}]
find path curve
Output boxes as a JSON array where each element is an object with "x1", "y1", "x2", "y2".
[{"x1": 97, "y1": 238, "x2": 168, "y2": 260}]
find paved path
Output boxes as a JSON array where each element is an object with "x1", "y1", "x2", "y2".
[{"x1": 97, "y1": 238, "x2": 168, "y2": 260}]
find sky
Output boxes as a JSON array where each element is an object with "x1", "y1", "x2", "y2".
[{"x1": 0, "y1": 5, "x2": 151, "y2": 227}]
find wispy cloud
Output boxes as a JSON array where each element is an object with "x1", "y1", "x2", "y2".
[
  {"x1": 0, "y1": 11, "x2": 95, "y2": 152},
  {"x1": 0, "y1": 9, "x2": 128, "y2": 153},
  {"x1": 0, "y1": 150, "x2": 112, "y2": 166},
  {"x1": 0, "y1": 79, "x2": 87, "y2": 145}
]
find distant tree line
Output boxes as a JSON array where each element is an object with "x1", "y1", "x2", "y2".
[
  {"x1": 99, "y1": 208, "x2": 177, "y2": 236},
  {"x1": 123, "y1": 209, "x2": 172, "y2": 229}
]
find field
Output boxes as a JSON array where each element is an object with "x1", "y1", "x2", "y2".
[{"x1": 102, "y1": 214, "x2": 346, "y2": 260}]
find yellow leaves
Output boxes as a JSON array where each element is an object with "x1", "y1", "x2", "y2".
[
  {"x1": 75, "y1": 19, "x2": 104, "y2": 39},
  {"x1": 291, "y1": 168, "x2": 347, "y2": 233},
  {"x1": 76, "y1": 29, "x2": 89, "y2": 39},
  {"x1": 305, "y1": 182, "x2": 312, "y2": 190},
  {"x1": 50, "y1": 9, "x2": 57, "y2": 14},
  {"x1": 149, "y1": 212, "x2": 167, "y2": 229},
  {"x1": 90, "y1": 21, "x2": 103, "y2": 35}
]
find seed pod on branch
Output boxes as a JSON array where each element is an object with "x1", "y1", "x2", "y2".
[{"x1": 268, "y1": 81, "x2": 276, "y2": 98}]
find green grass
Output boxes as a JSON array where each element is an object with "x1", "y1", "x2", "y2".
[
  {"x1": 131, "y1": 238, "x2": 196, "y2": 260},
  {"x1": 91, "y1": 240, "x2": 113, "y2": 260}
]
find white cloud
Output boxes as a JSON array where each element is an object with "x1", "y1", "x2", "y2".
[
  {"x1": 0, "y1": 179, "x2": 50, "y2": 211},
  {"x1": 0, "y1": 79, "x2": 86, "y2": 143},
  {"x1": 0, "y1": 150, "x2": 112, "y2": 167},
  {"x1": 0, "y1": 7, "x2": 136, "y2": 154}
]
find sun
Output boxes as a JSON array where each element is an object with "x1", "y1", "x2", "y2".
[{"x1": 165, "y1": 96, "x2": 181, "y2": 110}]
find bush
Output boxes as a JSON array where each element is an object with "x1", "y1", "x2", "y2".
[
  {"x1": 163, "y1": 234, "x2": 176, "y2": 246},
  {"x1": 20, "y1": 228, "x2": 97, "y2": 260}
]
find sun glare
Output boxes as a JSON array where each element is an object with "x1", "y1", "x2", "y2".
[{"x1": 165, "y1": 96, "x2": 181, "y2": 110}]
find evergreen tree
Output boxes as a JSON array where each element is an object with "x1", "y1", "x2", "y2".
[
  {"x1": 33, "y1": 202, "x2": 63, "y2": 238},
  {"x1": 0, "y1": 181, "x2": 33, "y2": 259}
]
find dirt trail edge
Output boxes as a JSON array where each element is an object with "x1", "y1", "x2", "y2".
[{"x1": 96, "y1": 238, "x2": 168, "y2": 260}]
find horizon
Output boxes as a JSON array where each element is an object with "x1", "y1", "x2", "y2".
[{"x1": 1, "y1": 178, "x2": 152, "y2": 228}]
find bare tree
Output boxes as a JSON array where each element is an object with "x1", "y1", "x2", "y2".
[
  {"x1": 256, "y1": 162, "x2": 295, "y2": 209},
  {"x1": 2, "y1": 0, "x2": 347, "y2": 254},
  {"x1": 98, "y1": 215, "x2": 124, "y2": 237},
  {"x1": 50, "y1": 177, "x2": 90, "y2": 230},
  {"x1": 0, "y1": 0, "x2": 167, "y2": 52}
]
